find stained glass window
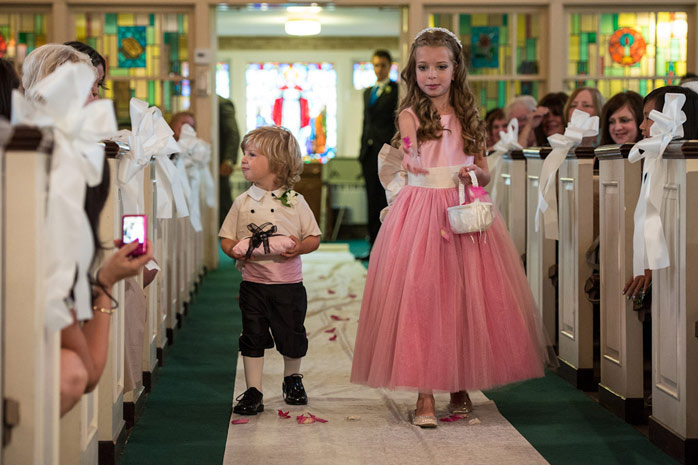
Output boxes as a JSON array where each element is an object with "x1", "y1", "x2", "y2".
[
  {"x1": 0, "y1": 12, "x2": 48, "y2": 71},
  {"x1": 352, "y1": 62, "x2": 399, "y2": 90},
  {"x1": 216, "y1": 62, "x2": 230, "y2": 99},
  {"x1": 566, "y1": 11, "x2": 687, "y2": 97},
  {"x1": 246, "y1": 62, "x2": 337, "y2": 164},
  {"x1": 72, "y1": 11, "x2": 190, "y2": 126},
  {"x1": 430, "y1": 11, "x2": 543, "y2": 115}
]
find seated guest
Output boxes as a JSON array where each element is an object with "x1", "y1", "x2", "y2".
[
  {"x1": 170, "y1": 111, "x2": 196, "y2": 141},
  {"x1": 505, "y1": 95, "x2": 537, "y2": 147},
  {"x1": 623, "y1": 85, "x2": 698, "y2": 305},
  {"x1": 533, "y1": 92, "x2": 568, "y2": 146},
  {"x1": 485, "y1": 108, "x2": 507, "y2": 151},
  {"x1": 600, "y1": 91, "x2": 643, "y2": 145}
]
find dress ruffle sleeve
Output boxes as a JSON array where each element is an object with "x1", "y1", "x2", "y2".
[{"x1": 377, "y1": 143, "x2": 406, "y2": 222}]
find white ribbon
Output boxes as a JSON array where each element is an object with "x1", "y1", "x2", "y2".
[
  {"x1": 115, "y1": 98, "x2": 181, "y2": 216},
  {"x1": 177, "y1": 124, "x2": 214, "y2": 231},
  {"x1": 488, "y1": 118, "x2": 522, "y2": 208},
  {"x1": 151, "y1": 123, "x2": 188, "y2": 219},
  {"x1": 535, "y1": 109, "x2": 598, "y2": 240},
  {"x1": 628, "y1": 93, "x2": 686, "y2": 276},
  {"x1": 11, "y1": 62, "x2": 117, "y2": 330}
]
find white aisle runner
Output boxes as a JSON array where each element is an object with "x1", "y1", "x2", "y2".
[{"x1": 223, "y1": 244, "x2": 548, "y2": 465}]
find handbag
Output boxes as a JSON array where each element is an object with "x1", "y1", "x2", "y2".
[{"x1": 447, "y1": 171, "x2": 494, "y2": 234}]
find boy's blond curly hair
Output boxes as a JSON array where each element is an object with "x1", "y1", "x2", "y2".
[{"x1": 241, "y1": 126, "x2": 304, "y2": 190}]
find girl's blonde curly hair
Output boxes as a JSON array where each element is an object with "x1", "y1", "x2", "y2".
[
  {"x1": 241, "y1": 126, "x2": 303, "y2": 190},
  {"x1": 392, "y1": 28, "x2": 486, "y2": 157}
]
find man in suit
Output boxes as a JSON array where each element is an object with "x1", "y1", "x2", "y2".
[
  {"x1": 218, "y1": 95, "x2": 241, "y2": 227},
  {"x1": 359, "y1": 50, "x2": 398, "y2": 256}
]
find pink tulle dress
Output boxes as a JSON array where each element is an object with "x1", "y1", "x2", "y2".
[{"x1": 350, "y1": 108, "x2": 549, "y2": 393}]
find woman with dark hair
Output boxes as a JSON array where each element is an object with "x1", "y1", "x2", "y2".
[
  {"x1": 485, "y1": 107, "x2": 507, "y2": 151},
  {"x1": 639, "y1": 85, "x2": 698, "y2": 139},
  {"x1": 534, "y1": 92, "x2": 568, "y2": 146},
  {"x1": 600, "y1": 91, "x2": 643, "y2": 145},
  {"x1": 622, "y1": 85, "x2": 698, "y2": 303},
  {"x1": 0, "y1": 59, "x2": 21, "y2": 120},
  {"x1": 64, "y1": 41, "x2": 107, "y2": 100}
]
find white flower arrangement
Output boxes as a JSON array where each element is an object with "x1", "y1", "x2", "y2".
[{"x1": 277, "y1": 189, "x2": 299, "y2": 207}]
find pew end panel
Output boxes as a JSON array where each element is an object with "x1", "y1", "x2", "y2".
[
  {"x1": 647, "y1": 142, "x2": 698, "y2": 464},
  {"x1": 524, "y1": 148, "x2": 558, "y2": 352},
  {"x1": 556, "y1": 147, "x2": 596, "y2": 391},
  {"x1": 500, "y1": 150, "x2": 527, "y2": 258},
  {"x1": 596, "y1": 144, "x2": 645, "y2": 423},
  {"x1": 2, "y1": 128, "x2": 60, "y2": 465}
]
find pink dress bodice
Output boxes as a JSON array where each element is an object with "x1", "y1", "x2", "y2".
[{"x1": 403, "y1": 108, "x2": 475, "y2": 167}]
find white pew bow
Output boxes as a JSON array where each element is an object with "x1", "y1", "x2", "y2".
[
  {"x1": 11, "y1": 62, "x2": 117, "y2": 330},
  {"x1": 488, "y1": 118, "x2": 522, "y2": 206},
  {"x1": 628, "y1": 92, "x2": 686, "y2": 276},
  {"x1": 177, "y1": 124, "x2": 214, "y2": 231},
  {"x1": 535, "y1": 109, "x2": 598, "y2": 240},
  {"x1": 115, "y1": 98, "x2": 181, "y2": 216},
  {"x1": 149, "y1": 116, "x2": 188, "y2": 219}
]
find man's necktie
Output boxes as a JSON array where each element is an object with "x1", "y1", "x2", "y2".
[{"x1": 369, "y1": 85, "x2": 380, "y2": 106}]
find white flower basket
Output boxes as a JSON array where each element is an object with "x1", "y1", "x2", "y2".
[{"x1": 447, "y1": 171, "x2": 494, "y2": 234}]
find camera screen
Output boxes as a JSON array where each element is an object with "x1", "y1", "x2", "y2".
[{"x1": 123, "y1": 216, "x2": 145, "y2": 244}]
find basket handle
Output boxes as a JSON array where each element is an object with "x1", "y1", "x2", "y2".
[{"x1": 458, "y1": 170, "x2": 479, "y2": 205}]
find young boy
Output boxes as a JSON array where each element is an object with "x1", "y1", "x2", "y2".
[{"x1": 219, "y1": 126, "x2": 321, "y2": 415}]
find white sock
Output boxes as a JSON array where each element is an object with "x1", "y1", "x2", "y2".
[
  {"x1": 283, "y1": 356, "x2": 302, "y2": 377},
  {"x1": 243, "y1": 356, "x2": 264, "y2": 392}
]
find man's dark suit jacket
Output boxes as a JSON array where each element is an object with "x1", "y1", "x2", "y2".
[{"x1": 359, "y1": 81, "x2": 399, "y2": 247}]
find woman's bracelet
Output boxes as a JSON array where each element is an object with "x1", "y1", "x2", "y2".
[{"x1": 93, "y1": 306, "x2": 115, "y2": 315}]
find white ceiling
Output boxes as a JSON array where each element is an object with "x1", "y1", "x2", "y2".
[{"x1": 216, "y1": 5, "x2": 401, "y2": 37}]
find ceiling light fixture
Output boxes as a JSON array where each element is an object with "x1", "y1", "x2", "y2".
[{"x1": 285, "y1": 19, "x2": 321, "y2": 36}]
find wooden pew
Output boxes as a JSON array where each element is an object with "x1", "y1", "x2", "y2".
[
  {"x1": 498, "y1": 149, "x2": 527, "y2": 259},
  {"x1": 648, "y1": 140, "x2": 698, "y2": 464},
  {"x1": 95, "y1": 143, "x2": 128, "y2": 463},
  {"x1": 596, "y1": 143, "x2": 645, "y2": 423},
  {"x1": 2, "y1": 126, "x2": 60, "y2": 465},
  {"x1": 524, "y1": 147, "x2": 557, "y2": 350},
  {"x1": 555, "y1": 146, "x2": 596, "y2": 390}
]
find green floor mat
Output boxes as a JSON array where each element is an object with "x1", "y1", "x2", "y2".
[
  {"x1": 485, "y1": 372, "x2": 677, "y2": 465},
  {"x1": 120, "y1": 250, "x2": 241, "y2": 465}
]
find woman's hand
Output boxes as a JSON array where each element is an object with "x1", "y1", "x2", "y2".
[
  {"x1": 458, "y1": 164, "x2": 483, "y2": 186},
  {"x1": 281, "y1": 236, "x2": 301, "y2": 258},
  {"x1": 528, "y1": 106, "x2": 549, "y2": 130},
  {"x1": 622, "y1": 269, "x2": 652, "y2": 299},
  {"x1": 98, "y1": 240, "x2": 154, "y2": 290}
]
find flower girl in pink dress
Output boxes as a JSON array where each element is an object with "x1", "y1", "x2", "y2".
[{"x1": 350, "y1": 27, "x2": 551, "y2": 428}]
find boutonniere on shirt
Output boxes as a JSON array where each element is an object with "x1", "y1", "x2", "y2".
[
  {"x1": 384, "y1": 85, "x2": 392, "y2": 94},
  {"x1": 276, "y1": 189, "x2": 299, "y2": 207}
]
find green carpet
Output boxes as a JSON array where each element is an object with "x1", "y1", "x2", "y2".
[
  {"x1": 119, "y1": 241, "x2": 677, "y2": 465},
  {"x1": 120, "y1": 250, "x2": 241, "y2": 465},
  {"x1": 484, "y1": 373, "x2": 677, "y2": 465}
]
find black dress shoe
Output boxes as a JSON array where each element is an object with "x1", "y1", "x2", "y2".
[
  {"x1": 282, "y1": 374, "x2": 308, "y2": 405},
  {"x1": 233, "y1": 387, "x2": 264, "y2": 415}
]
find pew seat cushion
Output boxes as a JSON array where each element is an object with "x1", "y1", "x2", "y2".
[{"x1": 233, "y1": 235, "x2": 295, "y2": 259}]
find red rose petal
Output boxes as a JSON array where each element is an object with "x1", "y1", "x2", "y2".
[
  {"x1": 348, "y1": 293, "x2": 357, "y2": 298},
  {"x1": 308, "y1": 412, "x2": 328, "y2": 423},
  {"x1": 329, "y1": 334, "x2": 337, "y2": 341},
  {"x1": 278, "y1": 409, "x2": 291, "y2": 419},
  {"x1": 330, "y1": 315, "x2": 349, "y2": 321},
  {"x1": 231, "y1": 419, "x2": 249, "y2": 424},
  {"x1": 324, "y1": 328, "x2": 336, "y2": 333},
  {"x1": 328, "y1": 289, "x2": 336, "y2": 295}
]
